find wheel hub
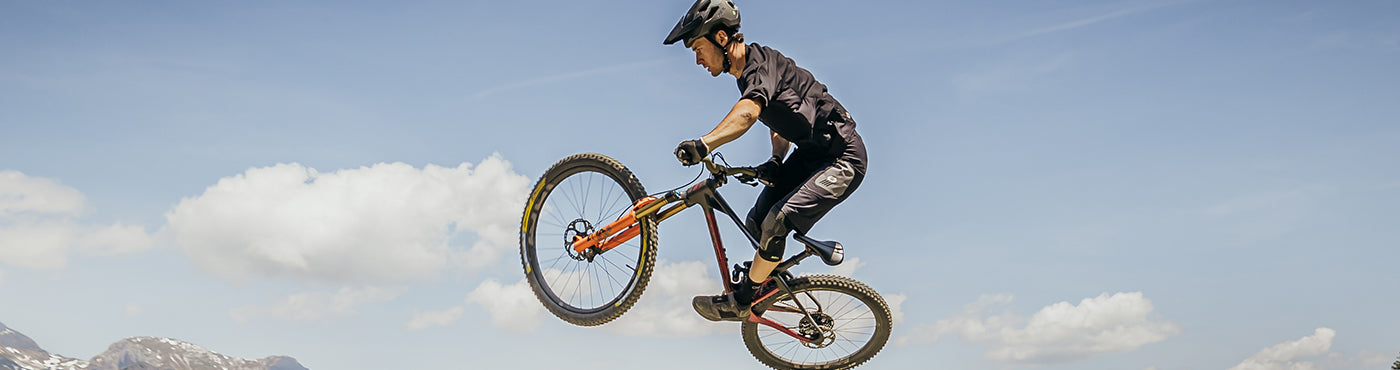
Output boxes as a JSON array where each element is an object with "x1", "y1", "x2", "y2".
[
  {"x1": 798, "y1": 312, "x2": 837, "y2": 348},
  {"x1": 564, "y1": 219, "x2": 594, "y2": 261}
]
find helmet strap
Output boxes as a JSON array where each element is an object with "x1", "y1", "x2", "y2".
[{"x1": 705, "y1": 32, "x2": 732, "y2": 75}]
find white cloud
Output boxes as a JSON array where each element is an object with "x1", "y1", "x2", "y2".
[
  {"x1": 80, "y1": 223, "x2": 154, "y2": 256},
  {"x1": 230, "y1": 286, "x2": 399, "y2": 323},
  {"x1": 885, "y1": 293, "x2": 908, "y2": 325},
  {"x1": 898, "y1": 292, "x2": 1180, "y2": 365},
  {"x1": 605, "y1": 260, "x2": 724, "y2": 337},
  {"x1": 0, "y1": 221, "x2": 75, "y2": 268},
  {"x1": 452, "y1": 260, "x2": 737, "y2": 337},
  {"x1": 464, "y1": 259, "x2": 900, "y2": 338},
  {"x1": 1228, "y1": 328, "x2": 1367, "y2": 370},
  {"x1": 821, "y1": 256, "x2": 866, "y2": 278},
  {"x1": 164, "y1": 154, "x2": 530, "y2": 283},
  {"x1": 406, "y1": 306, "x2": 466, "y2": 331},
  {"x1": 0, "y1": 171, "x2": 153, "y2": 269},
  {"x1": 896, "y1": 293, "x2": 1015, "y2": 346},
  {"x1": 1234, "y1": 328, "x2": 1334, "y2": 369},
  {"x1": 465, "y1": 278, "x2": 544, "y2": 333},
  {"x1": 0, "y1": 170, "x2": 86, "y2": 216}
]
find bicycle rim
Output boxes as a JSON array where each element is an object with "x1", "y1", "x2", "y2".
[
  {"x1": 524, "y1": 158, "x2": 652, "y2": 320},
  {"x1": 743, "y1": 276, "x2": 891, "y2": 370}
]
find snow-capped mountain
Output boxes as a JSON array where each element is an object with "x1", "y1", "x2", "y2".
[
  {"x1": 0, "y1": 322, "x2": 87, "y2": 370},
  {"x1": 0, "y1": 321, "x2": 306, "y2": 370}
]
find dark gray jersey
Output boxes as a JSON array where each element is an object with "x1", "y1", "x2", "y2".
[{"x1": 737, "y1": 43, "x2": 853, "y2": 157}]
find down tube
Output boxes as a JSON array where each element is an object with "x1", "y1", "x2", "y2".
[
  {"x1": 704, "y1": 191, "x2": 761, "y2": 250},
  {"x1": 704, "y1": 206, "x2": 734, "y2": 294}
]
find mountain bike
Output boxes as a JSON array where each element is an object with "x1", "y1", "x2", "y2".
[{"x1": 519, "y1": 152, "x2": 891, "y2": 370}]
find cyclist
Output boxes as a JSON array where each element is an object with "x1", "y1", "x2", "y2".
[{"x1": 666, "y1": 0, "x2": 868, "y2": 322}]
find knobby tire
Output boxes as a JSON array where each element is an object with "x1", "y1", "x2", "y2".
[
  {"x1": 519, "y1": 153, "x2": 657, "y2": 326},
  {"x1": 742, "y1": 275, "x2": 892, "y2": 370}
]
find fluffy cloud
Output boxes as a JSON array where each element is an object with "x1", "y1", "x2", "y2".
[
  {"x1": 0, "y1": 170, "x2": 152, "y2": 268},
  {"x1": 1229, "y1": 328, "x2": 1334, "y2": 370},
  {"x1": 808, "y1": 256, "x2": 908, "y2": 325},
  {"x1": 899, "y1": 292, "x2": 1180, "y2": 365},
  {"x1": 164, "y1": 155, "x2": 530, "y2": 283},
  {"x1": 424, "y1": 260, "x2": 744, "y2": 336},
  {"x1": 404, "y1": 278, "x2": 543, "y2": 332},
  {"x1": 1224, "y1": 328, "x2": 1389, "y2": 370},
  {"x1": 0, "y1": 170, "x2": 86, "y2": 216},
  {"x1": 230, "y1": 286, "x2": 399, "y2": 323},
  {"x1": 453, "y1": 259, "x2": 902, "y2": 338},
  {"x1": 604, "y1": 260, "x2": 725, "y2": 337},
  {"x1": 465, "y1": 278, "x2": 544, "y2": 333},
  {"x1": 885, "y1": 293, "x2": 908, "y2": 325},
  {"x1": 821, "y1": 256, "x2": 866, "y2": 278}
]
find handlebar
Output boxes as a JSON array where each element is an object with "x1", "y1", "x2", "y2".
[{"x1": 700, "y1": 155, "x2": 770, "y2": 187}]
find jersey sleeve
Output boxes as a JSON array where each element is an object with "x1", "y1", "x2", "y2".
[{"x1": 739, "y1": 50, "x2": 775, "y2": 107}]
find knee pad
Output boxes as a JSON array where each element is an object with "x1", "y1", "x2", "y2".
[
  {"x1": 745, "y1": 214, "x2": 763, "y2": 248},
  {"x1": 757, "y1": 211, "x2": 792, "y2": 262}
]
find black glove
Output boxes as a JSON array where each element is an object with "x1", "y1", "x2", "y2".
[
  {"x1": 737, "y1": 155, "x2": 781, "y2": 187},
  {"x1": 754, "y1": 155, "x2": 781, "y2": 182},
  {"x1": 675, "y1": 139, "x2": 708, "y2": 166}
]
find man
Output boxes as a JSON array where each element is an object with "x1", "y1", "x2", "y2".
[{"x1": 666, "y1": 0, "x2": 869, "y2": 321}]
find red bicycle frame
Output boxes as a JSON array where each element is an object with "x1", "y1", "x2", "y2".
[{"x1": 568, "y1": 161, "x2": 818, "y2": 343}]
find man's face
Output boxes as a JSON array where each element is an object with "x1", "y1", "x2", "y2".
[{"x1": 689, "y1": 36, "x2": 724, "y2": 77}]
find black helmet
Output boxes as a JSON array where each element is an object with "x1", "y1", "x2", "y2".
[{"x1": 664, "y1": 0, "x2": 740, "y2": 47}]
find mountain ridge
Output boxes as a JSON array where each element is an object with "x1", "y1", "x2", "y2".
[{"x1": 0, "y1": 321, "x2": 306, "y2": 370}]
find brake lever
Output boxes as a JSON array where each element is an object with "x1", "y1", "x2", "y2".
[
  {"x1": 732, "y1": 167, "x2": 773, "y2": 187},
  {"x1": 734, "y1": 173, "x2": 761, "y2": 187}
]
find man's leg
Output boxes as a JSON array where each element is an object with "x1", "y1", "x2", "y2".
[{"x1": 742, "y1": 158, "x2": 865, "y2": 308}]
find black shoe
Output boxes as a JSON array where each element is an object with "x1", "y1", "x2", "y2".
[
  {"x1": 692, "y1": 292, "x2": 750, "y2": 322},
  {"x1": 748, "y1": 280, "x2": 780, "y2": 317}
]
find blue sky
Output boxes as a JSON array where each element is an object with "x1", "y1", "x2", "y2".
[{"x1": 2, "y1": 0, "x2": 1398, "y2": 369}]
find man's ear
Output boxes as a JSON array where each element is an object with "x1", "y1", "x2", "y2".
[{"x1": 714, "y1": 29, "x2": 729, "y2": 46}]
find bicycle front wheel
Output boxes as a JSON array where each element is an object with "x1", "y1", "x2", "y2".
[
  {"x1": 519, "y1": 153, "x2": 657, "y2": 326},
  {"x1": 742, "y1": 275, "x2": 892, "y2": 370}
]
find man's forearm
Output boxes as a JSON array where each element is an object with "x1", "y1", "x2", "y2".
[
  {"x1": 769, "y1": 130, "x2": 789, "y2": 159},
  {"x1": 700, "y1": 98, "x2": 763, "y2": 150}
]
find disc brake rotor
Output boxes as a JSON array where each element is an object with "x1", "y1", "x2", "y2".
[
  {"x1": 798, "y1": 312, "x2": 837, "y2": 348},
  {"x1": 563, "y1": 219, "x2": 593, "y2": 261}
]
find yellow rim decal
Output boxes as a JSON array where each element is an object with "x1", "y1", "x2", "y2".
[
  {"x1": 637, "y1": 227, "x2": 647, "y2": 276},
  {"x1": 521, "y1": 180, "x2": 546, "y2": 233}
]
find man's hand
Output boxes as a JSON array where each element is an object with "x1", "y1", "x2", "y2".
[
  {"x1": 675, "y1": 139, "x2": 708, "y2": 166},
  {"x1": 753, "y1": 155, "x2": 781, "y2": 186}
]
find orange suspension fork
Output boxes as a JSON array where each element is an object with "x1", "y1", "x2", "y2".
[{"x1": 571, "y1": 196, "x2": 660, "y2": 254}]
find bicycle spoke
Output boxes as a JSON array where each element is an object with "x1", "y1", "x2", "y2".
[
  {"x1": 750, "y1": 282, "x2": 888, "y2": 368},
  {"x1": 597, "y1": 255, "x2": 634, "y2": 286},
  {"x1": 526, "y1": 167, "x2": 653, "y2": 314}
]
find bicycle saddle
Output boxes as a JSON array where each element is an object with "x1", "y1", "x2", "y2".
[{"x1": 793, "y1": 233, "x2": 844, "y2": 266}]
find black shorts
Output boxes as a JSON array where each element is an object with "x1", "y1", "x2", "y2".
[{"x1": 745, "y1": 117, "x2": 867, "y2": 261}]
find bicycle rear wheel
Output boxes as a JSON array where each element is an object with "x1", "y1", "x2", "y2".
[
  {"x1": 742, "y1": 275, "x2": 892, "y2": 370},
  {"x1": 520, "y1": 153, "x2": 657, "y2": 326}
]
